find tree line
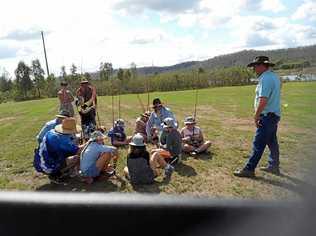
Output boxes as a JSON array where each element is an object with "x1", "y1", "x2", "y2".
[{"x1": 0, "y1": 59, "x2": 256, "y2": 104}]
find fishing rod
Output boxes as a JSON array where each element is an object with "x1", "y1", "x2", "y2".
[
  {"x1": 193, "y1": 63, "x2": 202, "y2": 120},
  {"x1": 111, "y1": 80, "x2": 115, "y2": 127},
  {"x1": 136, "y1": 94, "x2": 146, "y2": 113},
  {"x1": 146, "y1": 77, "x2": 150, "y2": 111}
]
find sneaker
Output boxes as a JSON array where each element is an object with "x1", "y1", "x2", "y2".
[
  {"x1": 48, "y1": 175, "x2": 65, "y2": 184},
  {"x1": 260, "y1": 166, "x2": 280, "y2": 175},
  {"x1": 164, "y1": 165, "x2": 175, "y2": 179},
  {"x1": 233, "y1": 168, "x2": 255, "y2": 178},
  {"x1": 190, "y1": 151, "x2": 198, "y2": 157}
]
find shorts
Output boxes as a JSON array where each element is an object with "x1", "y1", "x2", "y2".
[{"x1": 81, "y1": 165, "x2": 100, "y2": 178}]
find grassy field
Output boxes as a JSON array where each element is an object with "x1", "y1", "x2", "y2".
[{"x1": 0, "y1": 82, "x2": 315, "y2": 199}]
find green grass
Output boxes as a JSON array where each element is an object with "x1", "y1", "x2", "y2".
[{"x1": 0, "y1": 82, "x2": 315, "y2": 199}]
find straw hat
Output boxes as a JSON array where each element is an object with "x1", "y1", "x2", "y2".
[
  {"x1": 141, "y1": 111, "x2": 151, "y2": 118},
  {"x1": 80, "y1": 79, "x2": 89, "y2": 84},
  {"x1": 55, "y1": 117, "x2": 81, "y2": 134},
  {"x1": 129, "y1": 133, "x2": 145, "y2": 146},
  {"x1": 55, "y1": 110, "x2": 71, "y2": 119}
]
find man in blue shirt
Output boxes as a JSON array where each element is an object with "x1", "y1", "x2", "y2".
[
  {"x1": 34, "y1": 117, "x2": 82, "y2": 183},
  {"x1": 36, "y1": 110, "x2": 70, "y2": 144},
  {"x1": 146, "y1": 98, "x2": 178, "y2": 144},
  {"x1": 234, "y1": 56, "x2": 281, "y2": 177}
]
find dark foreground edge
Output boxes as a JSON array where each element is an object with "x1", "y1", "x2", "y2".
[{"x1": 0, "y1": 191, "x2": 315, "y2": 236}]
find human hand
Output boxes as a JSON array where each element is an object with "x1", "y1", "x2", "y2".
[{"x1": 254, "y1": 115, "x2": 261, "y2": 128}]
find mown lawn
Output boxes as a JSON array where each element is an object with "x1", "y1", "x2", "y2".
[{"x1": 0, "y1": 82, "x2": 315, "y2": 199}]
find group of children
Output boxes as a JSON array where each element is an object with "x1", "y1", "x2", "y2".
[{"x1": 34, "y1": 95, "x2": 212, "y2": 185}]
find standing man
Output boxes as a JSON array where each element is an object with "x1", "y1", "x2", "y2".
[
  {"x1": 76, "y1": 79, "x2": 97, "y2": 140},
  {"x1": 234, "y1": 56, "x2": 281, "y2": 178},
  {"x1": 58, "y1": 81, "x2": 75, "y2": 117}
]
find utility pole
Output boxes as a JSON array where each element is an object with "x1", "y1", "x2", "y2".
[{"x1": 41, "y1": 31, "x2": 50, "y2": 76}]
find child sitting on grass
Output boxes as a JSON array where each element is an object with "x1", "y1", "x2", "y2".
[{"x1": 124, "y1": 133, "x2": 155, "y2": 185}]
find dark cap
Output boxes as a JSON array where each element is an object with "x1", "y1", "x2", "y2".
[
  {"x1": 152, "y1": 98, "x2": 161, "y2": 106},
  {"x1": 247, "y1": 56, "x2": 275, "y2": 67}
]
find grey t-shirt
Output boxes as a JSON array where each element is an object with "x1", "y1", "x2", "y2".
[{"x1": 160, "y1": 129, "x2": 182, "y2": 156}]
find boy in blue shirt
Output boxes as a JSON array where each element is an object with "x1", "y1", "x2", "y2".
[{"x1": 108, "y1": 119, "x2": 130, "y2": 147}]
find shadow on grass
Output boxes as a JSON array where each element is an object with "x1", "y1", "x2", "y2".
[
  {"x1": 131, "y1": 181, "x2": 162, "y2": 194},
  {"x1": 255, "y1": 173, "x2": 315, "y2": 197},
  {"x1": 36, "y1": 175, "x2": 127, "y2": 193},
  {"x1": 175, "y1": 162, "x2": 197, "y2": 177}
]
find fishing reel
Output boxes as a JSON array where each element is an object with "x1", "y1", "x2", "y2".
[{"x1": 76, "y1": 96, "x2": 94, "y2": 114}]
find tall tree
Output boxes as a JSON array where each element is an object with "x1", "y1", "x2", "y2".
[
  {"x1": 99, "y1": 62, "x2": 113, "y2": 80},
  {"x1": 60, "y1": 65, "x2": 67, "y2": 79},
  {"x1": 15, "y1": 61, "x2": 32, "y2": 98},
  {"x1": 31, "y1": 59, "x2": 45, "y2": 98},
  {"x1": 46, "y1": 74, "x2": 57, "y2": 97},
  {"x1": 117, "y1": 68, "x2": 124, "y2": 81},
  {"x1": 0, "y1": 70, "x2": 11, "y2": 92}
]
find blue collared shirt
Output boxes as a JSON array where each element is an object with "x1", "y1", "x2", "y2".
[
  {"x1": 146, "y1": 106, "x2": 177, "y2": 138},
  {"x1": 34, "y1": 129, "x2": 79, "y2": 174},
  {"x1": 255, "y1": 70, "x2": 281, "y2": 117},
  {"x1": 36, "y1": 119, "x2": 61, "y2": 144}
]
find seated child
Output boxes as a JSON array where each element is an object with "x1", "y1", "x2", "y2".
[
  {"x1": 180, "y1": 116, "x2": 211, "y2": 156},
  {"x1": 124, "y1": 133, "x2": 155, "y2": 185},
  {"x1": 108, "y1": 119, "x2": 129, "y2": 147}
]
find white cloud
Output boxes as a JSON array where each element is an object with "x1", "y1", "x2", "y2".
[
  {"x1": 293, "y1": 0, "x2": 316, "y2": 21},
  {"x1": 114, "y1": 0, "x2": 200, "y2": 14}
]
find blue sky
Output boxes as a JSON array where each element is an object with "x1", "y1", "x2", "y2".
[{"x1": 0, "y1": 0, "x2": 315, "y2": 77}]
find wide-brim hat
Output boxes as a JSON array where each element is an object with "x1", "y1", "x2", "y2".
[
  {"x1": 129, "y1": 133, "x2": 146, "y2": 146},
  {"x1": 80, "y1": 79, "x2": 89, "y2": 84},
  {"x1": 247, "y1": 56, "x2": 275, "y2": 67},
  {"x1": 163, "y1": 117, "x2": 176, "y2": 129},
  {"x1": 56, "y1": 110, "x2": 71, "y2": 118},
  {"x1": 184, "y1": 116, "x2": 196, "y2": 125},
  {"x1": 141, "y1": 111, "x2": 151, "y2": 118},
  {"x1": 89, "y1": 130, "x2": 106, "y2": 141},
  {"x1": 55, "y1": 117, "x2": 81, "y2": 134}
]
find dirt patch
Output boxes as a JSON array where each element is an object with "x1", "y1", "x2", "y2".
[{"x1": 0, "y1": 117, "x2": 16, "y2": 123}]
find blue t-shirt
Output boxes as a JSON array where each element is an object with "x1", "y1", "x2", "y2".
[
  {"x1": 80, "y1": 142, "x2": 116, "y2": 173},
  {"x1": 36, "y1": 119, "x2": 60, "y2": 144},
  {"x1": 255, "y1": 70, "x2": 281, "y2": 117},
  {"x1": 146, "y1": 106, "x2": 177, "y2": 138},
  {"x1": 34, "y1": 129, "x2": 79, "y2": 174},
  {"x1": 107, "y1": 126, "x2": 126, "y2": 145}
]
